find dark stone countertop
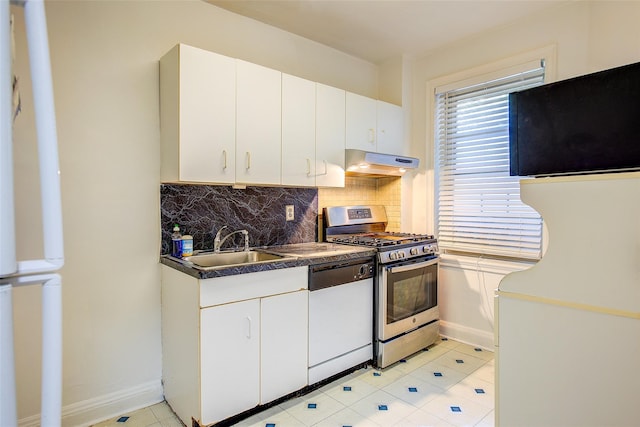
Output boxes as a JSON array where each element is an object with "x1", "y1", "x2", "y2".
[{"x1": 159, "y1": 242, "x2": 376, "y2": 280}]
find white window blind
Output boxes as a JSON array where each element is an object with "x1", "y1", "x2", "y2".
[{"x1": 435, "y1": 64, "x2": 545, "y2": 260}]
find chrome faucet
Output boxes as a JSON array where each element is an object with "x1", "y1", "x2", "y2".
[{"x1": 213, "y1": 226, "x2": 249, "y2": 252}]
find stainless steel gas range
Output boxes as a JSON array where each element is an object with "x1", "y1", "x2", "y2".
[{"x1": 323, "y1": 205, "x2": 439, "y2": 368}]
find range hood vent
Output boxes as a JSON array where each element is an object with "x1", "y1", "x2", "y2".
[{"x1": 345, "y1": 149, "x2": 420, "y2": 177}]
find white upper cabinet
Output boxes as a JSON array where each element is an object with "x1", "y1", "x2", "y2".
[
  {"x1": 316, "y1": 83, "x2": 346, "y2": 188},
  {"x1": 376, "y1": 100, "x2": 405, "y2": 155},
  {"x1": 160, "y1": 44, "x2": 236, "y2": 183},
  {"x1": 236, "y1": 59, "x2": 282, "y2": 185},
  {"x1": 345, "y1": 92, "x2": 377, "y2": 152},
  {"x1": 345, "y1": 91, "x2": 405, "y2": 155},
  {"x1": 281, "y1": 74, "x2": 316, "y2": 187},
  {"x1": 160, "y1": 44, "x2": 394, "y2": 188}
]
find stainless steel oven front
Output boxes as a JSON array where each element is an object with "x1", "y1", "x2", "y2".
[{"x1": 376, "y1": 255, "x2": 439, "y2": 368}]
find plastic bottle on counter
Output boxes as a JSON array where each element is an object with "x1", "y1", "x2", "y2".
[
  {"x1": 181, "y1": 234, "x2": 193, "y2": 257},
  {"x1": 171, "y1": 224, "x2": 183, "y2": 257}
]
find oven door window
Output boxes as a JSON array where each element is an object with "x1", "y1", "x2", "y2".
[{"x1": 386, "y1": 260, "x2": 437, "y2": 324}]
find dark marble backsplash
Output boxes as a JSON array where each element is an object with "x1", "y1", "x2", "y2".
[{"x1": 160, "y1": 184, "x2": 318, "y2": 254}]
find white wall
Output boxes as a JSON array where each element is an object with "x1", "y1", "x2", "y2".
[
  {"x1": 409, "y1": 0, "x2": 640, "y2": 346},
  {"x1": 10, "y1": 1, "x2": 378, "y2": 425},
  {"x1": 438, "y1": 255, "x2": 532, "y2": 350}
]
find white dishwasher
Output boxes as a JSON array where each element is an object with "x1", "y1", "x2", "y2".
[{"x1": 308, "y1": 257, "x2": 375, "y2": 384}]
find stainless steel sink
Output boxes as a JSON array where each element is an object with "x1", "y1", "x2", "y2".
[{"x1": 183, "y1": 251, "x2": 291, "y2": 269}]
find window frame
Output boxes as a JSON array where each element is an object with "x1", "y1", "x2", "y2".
[{"x1": 426, "y1": 47, "x2": 556, "y2": 260}]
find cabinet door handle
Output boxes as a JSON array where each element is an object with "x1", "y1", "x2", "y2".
[
  {"x1": 306, "y1": 158, "x2": 311, "y2": 176},
  {"x1": 222, "y1": 150, "x2": 227, "y2": 170},
  {"x1": 245, "y1": 316, "x2": 252, "y2": 339},
  {"x1": 368, "y1": 128, "x2": 375, "y2": 143},
  {"x1": 245, "y1": 152, "x2": 251, "y2": 170},
  {"x1": 323, "y1": 160, "x2": 328, "y2": 175}
]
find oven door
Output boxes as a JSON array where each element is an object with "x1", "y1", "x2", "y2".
[{"x1": 378, "y1": 256, "x2": 438, "y2": 341}]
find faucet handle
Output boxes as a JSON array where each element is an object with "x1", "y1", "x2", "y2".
[
  {"x1": 213, "y1": 225, "x2": 229, "y2": 252},
  {"x1": 241, "y1": 230, "x2": 249, "y2": 251}
]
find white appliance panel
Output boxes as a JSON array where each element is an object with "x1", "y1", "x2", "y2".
[{"x1": 308, "y1": 278, "x2": 373, "y2": 367}]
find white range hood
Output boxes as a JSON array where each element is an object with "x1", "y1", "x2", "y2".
[{"x1": 345, "y1": 149, "x2": 420, "y2": 177}]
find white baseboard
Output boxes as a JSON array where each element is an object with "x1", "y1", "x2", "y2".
[
  {"x1": 439, "y1": 320, "x2": 495, "y2": 351},
  {"x1": 18, "y1": 380, "x2": 164, "y2": 427}
]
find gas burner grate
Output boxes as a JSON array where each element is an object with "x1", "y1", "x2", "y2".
[{"x1": 330, "y1": 233, "x2": 436, "y2": 248}]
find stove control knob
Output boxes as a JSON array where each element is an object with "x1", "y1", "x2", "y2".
[
  {"x1": 410, "y1": 247, "x2": 419, "y2": 256},
  {"x1": 389, "y1": 252, "x2": 397, "y2": 261},
  {"x1": 398, "y1": 251, "x2": 406, "y2": 259},
  {"x1": 423, "y1": 245, "x2": 434, "y2": 254},
  {"x1": 358, "y1": 265, "x2": 368, "y2": 277}
]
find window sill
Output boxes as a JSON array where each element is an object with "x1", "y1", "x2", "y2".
[{"x1": 439, "y1": 252, "x2": 537, "y2": 275}]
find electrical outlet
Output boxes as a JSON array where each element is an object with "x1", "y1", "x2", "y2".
[{"x1": 285, "y1": 205, "x2": 295, "y2": 221}]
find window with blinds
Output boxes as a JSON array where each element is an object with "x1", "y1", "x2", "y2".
[{"x1": 435, "y1": 63, "x2": 545, "y2": 260}]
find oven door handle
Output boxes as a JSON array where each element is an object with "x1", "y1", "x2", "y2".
[{"x1": 386, "y1": 257, "x2": 438, "y2": 273}]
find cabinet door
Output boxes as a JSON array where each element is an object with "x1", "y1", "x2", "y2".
[
  {"x1": 282, "y1": 74, "x2": 316, "y2": 186},
  {"x1": 345, "y1": 92, "x2": 377, "y2": 151},
  {"x1": 236, "y1": 59, "x2": 282, "y2": 185},
  {"x1": 260, "y1": 291, "x2": 308, "y2": 404},
  {"x1": 376, "y1": 100, "x2": 405, "y2": 155},
  {"x1": 160, "y1": 44, "x2": 236, "y2": 183},
  {"x1": 316, "y1": 83, "x2": 345, "y2": 188},
  {"x1": 200, "y1": 299, "x2": 260, "y2": 425}
]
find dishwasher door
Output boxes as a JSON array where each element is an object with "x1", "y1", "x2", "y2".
[{"x1": 308, "y1": 277, "x2": 373, "y2": 379}]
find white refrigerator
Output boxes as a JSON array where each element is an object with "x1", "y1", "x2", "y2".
[
  {"x1": 495, "y1": 172, "x2": 640, "y2": 426},
  {"x1": 1, "y1": 1, "x2": 63, "y2": 426}
]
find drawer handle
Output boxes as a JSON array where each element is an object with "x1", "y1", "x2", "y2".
[
  {"x1": 222, "y1": 150, "x2": 227, "y2": 170},
  {"x1": 323, "y1": 160, "x2": 328, "y2": 175},
  {"x1": 306, "y1": 158, "x2": 311, "y2": 176},
  {"x1": 246, "y1": 152, "x2": 251, "y2": 170}
]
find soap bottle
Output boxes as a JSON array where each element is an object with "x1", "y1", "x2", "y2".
[
  {"x1": 181, "y1": 233, "x2": 193, "y2": 257},
  {"x1": 171, "y1": 224, "x2": 183, "y2": 257}
]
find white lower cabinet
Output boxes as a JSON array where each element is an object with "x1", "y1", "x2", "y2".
[
  {"x1": 261, "y1": 291, "x2": 308, "y2": 403},
  {"x1": 200, "y1": 299, "x2": 260, "y2": 424},
  {"x1": 200, "y1": 291, "x2": 308, "y2": 423},
  {"x1": 161, "y1": 265, "x2": 308, "y2": 427}
]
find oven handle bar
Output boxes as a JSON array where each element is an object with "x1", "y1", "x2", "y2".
[{"x1": 386, "y1": 257, "x2": 438, "y2": 273}]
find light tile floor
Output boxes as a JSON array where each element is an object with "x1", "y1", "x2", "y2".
[{"x1": 93, "y1": 338, "x2": 494, "y2": 427}]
